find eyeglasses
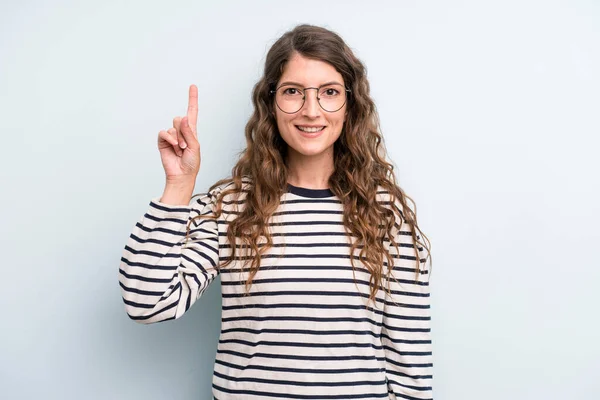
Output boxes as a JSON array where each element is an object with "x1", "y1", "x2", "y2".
[{"x1": 270, "y1": 83, "x2": 351, "y2": 114}]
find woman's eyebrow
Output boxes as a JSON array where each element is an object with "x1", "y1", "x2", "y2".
[{"x1": 278, "y1": 80, "x2": 344, "y2": 87}]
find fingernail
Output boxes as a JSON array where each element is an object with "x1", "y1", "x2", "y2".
[{"x1": 180, "y1": 142, "x2": 187, "y2": 149}]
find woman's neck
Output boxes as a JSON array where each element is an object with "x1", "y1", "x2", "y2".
[{"x1": 285, "y1": 150, "x2": 334, "y2": 189}]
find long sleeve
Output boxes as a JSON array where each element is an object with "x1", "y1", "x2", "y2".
[
  {"x1": 382, "y1": 228, "x2": 433, "y2": 400},
  {"x1": 118, "y1": 190, "x2": 221, "y2": 324}
]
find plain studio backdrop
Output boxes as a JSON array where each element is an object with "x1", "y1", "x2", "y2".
[{"x1": 1, "y1": 1, "x2": 598, "y2": 399}]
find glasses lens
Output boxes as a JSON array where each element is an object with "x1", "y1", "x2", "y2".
[
  {"x1": 318, "y1": 84, "x2": 346, "y2": 112},
  {"x1": 276, "y1": 85, "x2": 304, "y2": 113},
  {"x1": 275, "y1": 84, "x2": 347, "y2": 113}
]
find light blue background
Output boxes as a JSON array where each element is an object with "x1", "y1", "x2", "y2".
[{"x1": 1, "y1": 1, "x2": 599, "y2": 399}]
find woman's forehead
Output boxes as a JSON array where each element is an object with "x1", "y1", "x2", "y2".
[{"x1": 278, "y1": 53, "x2": 344, "y2": 86}]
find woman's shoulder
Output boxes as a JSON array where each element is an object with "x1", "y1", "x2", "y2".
[
  {"x1": 374, "y1": 184, "x2": 410, "y2": 228},
  {"x1": 201, "y1": 176, "x2": 253, "y2": 207},
  {"x1": 375, "y1": 184, "x2": 401, "y2": 207}
]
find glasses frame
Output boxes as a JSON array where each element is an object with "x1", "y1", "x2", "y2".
[{"x1": 269, "y1": 83, "x2": 352, "y2": 114}]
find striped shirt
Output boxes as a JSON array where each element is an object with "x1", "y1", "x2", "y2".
[{"x1": 119, "y1": 181, "x2": 433, "y2": 400}]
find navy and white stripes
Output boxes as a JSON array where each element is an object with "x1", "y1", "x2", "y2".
[{"x1": 119, "y1": 182, "x2": 433, "y2": 399}]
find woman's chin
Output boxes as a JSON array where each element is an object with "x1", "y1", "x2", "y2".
[{"x1": 287, "y1": 144, "x2": 332, "y2": 158}]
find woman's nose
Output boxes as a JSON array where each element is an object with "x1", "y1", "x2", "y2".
[{"x1": 301, "y1": 89, "x2": 321, "y2": 117}]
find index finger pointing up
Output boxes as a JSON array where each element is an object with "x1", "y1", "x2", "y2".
[{"x1": 187, "y1": 84, "x2": 198, "y2": 133}]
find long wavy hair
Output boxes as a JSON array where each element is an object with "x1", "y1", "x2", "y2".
[{"x1": 186, "y1": 24, "x2": 431, "y2": 306}]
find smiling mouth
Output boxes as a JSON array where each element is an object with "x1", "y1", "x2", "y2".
[{"x1": 296, "y1": 125, "x2": 326, "y2": 133}]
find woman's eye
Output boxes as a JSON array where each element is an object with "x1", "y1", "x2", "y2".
[
  {"x1": 323, "y1": 88, "x2": 340, "y2": 96},
  {"x1": 283, "y1": 88, "x2": 300, "y2": 95}
]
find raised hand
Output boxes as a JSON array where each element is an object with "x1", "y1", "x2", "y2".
[{"x1": 157, "y1": 84, "x2": 201, "y2": 184}]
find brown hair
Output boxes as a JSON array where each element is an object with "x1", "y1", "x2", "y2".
[{"x1": 186, "y1": 24, "x2": 431, "y2": 305}]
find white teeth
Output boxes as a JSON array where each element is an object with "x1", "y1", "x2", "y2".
[{"x1": 297, "y1": 126, "x2": 325, "y2": 133}]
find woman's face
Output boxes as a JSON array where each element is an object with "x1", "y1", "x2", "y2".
[{"x1": 274, "y1": 53, "x2": 347, "y2": 161}]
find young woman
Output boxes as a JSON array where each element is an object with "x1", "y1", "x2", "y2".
[{"x1": 119, "y1": 24, "x2": 433, "y2": 400}]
